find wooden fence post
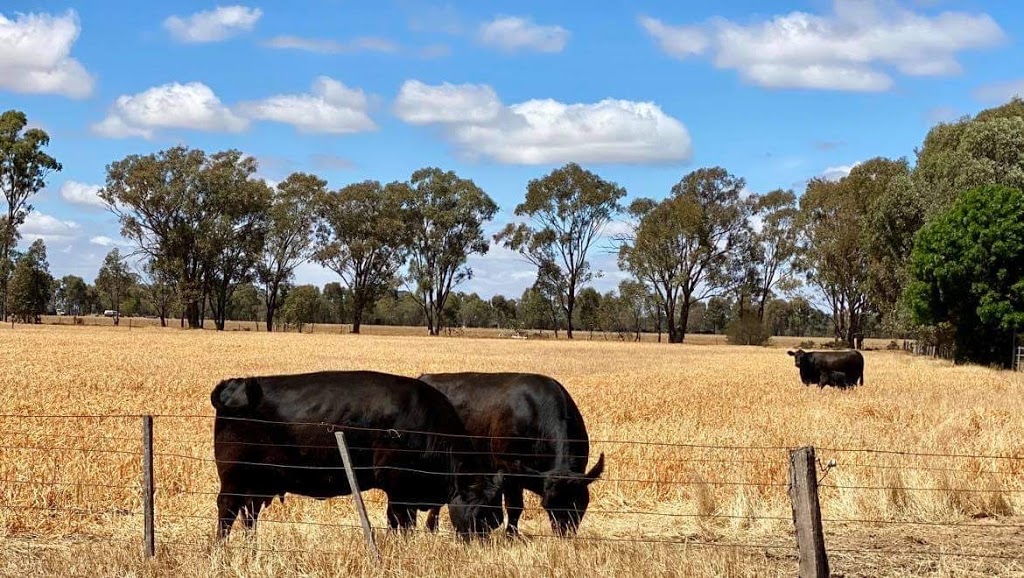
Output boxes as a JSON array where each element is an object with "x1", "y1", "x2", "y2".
[
  {"x1": 788, "y1": 446, "x2": 829, "y2": 578},
  {"x1": 141, "y1": 415, "x2": 155, "y2": 558},
  {"x1": 335, "y1": 431, "x2": 381, "y2": 561}
]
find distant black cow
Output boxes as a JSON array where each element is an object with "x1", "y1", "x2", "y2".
[
  {"x1": 787, "y1": 349, "x2": 864, "y2": 388},
  {"x1": 417, "y1": 372, "x2": 605, "y2": 537},
  {"x1": 210, "y1": 370, "x2": 504, "y2": 539}
]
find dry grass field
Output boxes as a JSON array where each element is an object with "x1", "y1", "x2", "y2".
[{"x1": 0, "y1": 324, "x2": 1022, "y2": 577}]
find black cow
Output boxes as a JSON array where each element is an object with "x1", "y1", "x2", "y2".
[
  {"x1": 416, "y1": 372, "x2": 605, "y2": 537},
  {"x1": 787, "y1": 349, "x2": 864, "y2": 388},
  {"x1": 817, "y1": 370, "x2": 854, "y2": 389},
  {"x1": 210, "y1": 370, "x2": 504, "y2": 539}
]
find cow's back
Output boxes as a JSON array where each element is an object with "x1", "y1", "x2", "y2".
[
  {"x1": 212, "y1": 370, "x2": 470, "y2": 503},
  {"x1": 418, "y1": 372, "x2": 590, "y2": 477}
]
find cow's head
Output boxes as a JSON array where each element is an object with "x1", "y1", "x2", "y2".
[
  {"x1": 527, "y1": 453, "x2": 605, "y2": 536},
  {"x1": 448, "y1": 471, "x2": 504, "y2": 539},
  {"x1": 786, "y1": 349, "x2": 807, "y2": 368}
]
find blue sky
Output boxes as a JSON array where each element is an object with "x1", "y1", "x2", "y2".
[{"x1": 2, "y1": 0, "x2": 1022, "y2": 298}]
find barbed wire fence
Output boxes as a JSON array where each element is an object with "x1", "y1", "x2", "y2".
[{"x1": 2, "y1": 414, "x2": 1024, "y2": 577}]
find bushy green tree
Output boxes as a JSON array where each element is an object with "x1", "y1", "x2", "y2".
[
  {"x1": 8, "y1": 239, "x2": 52, "y2": 323},
  {"x1": 905, "y1": 184, "x2": 1024, "y2": 367}
]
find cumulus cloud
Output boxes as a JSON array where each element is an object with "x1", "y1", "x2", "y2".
[
  {"x1": 60, "y1": 181, "x2": 105, "y2": 209},
  {"x1": 89, "y1": 236, "x2": 122, "y2": 248},
  {"x1": 640, "y1": 0, "x2": 1005, "y2": 92},
  {"x1": 164, "y1": 5, "x2": 261, "y2": 43},
  {"x1": 20, "y1": 212, "x2": 80, "y2": 242},
  {"x1": 0, "y1": 9, "x2": 94, "y2": 98},
  {"x1": 478, "y1": 16, "x2": 569, "y2": 53},
  {"x1": 393, "y1": 80, "x2": 691, "y2": 165},
  {"x1": 92, "y1": 82, "x2": 248, "y2": 139},
  {"x1": 237, "y1": 76, "x2": 376, "y2": 134},
  {"x1": 265, "y1": 35, "x2": 399, "y2": 54}
]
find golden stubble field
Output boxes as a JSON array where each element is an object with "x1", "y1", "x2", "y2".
[{"x1": 0, "y1": 324, "x2": 1022, "y2": 577}]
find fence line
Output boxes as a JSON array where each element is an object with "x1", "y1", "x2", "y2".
[{"x1": 2, "y1": 414, "x2": 1024, "y2": 576}]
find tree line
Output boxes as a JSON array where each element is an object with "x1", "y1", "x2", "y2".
[{"x1": 2, "y1": 99, "x2": 1022, "y2": 366}]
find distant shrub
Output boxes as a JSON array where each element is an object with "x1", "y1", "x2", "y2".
[
  {"x1": 726, "y1": 314, "x2": 771, "y2": 346},
  {"x1": 798, "y1": 340, "x2": 816, "y2": 349}
]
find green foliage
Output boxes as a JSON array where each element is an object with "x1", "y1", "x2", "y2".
[
  {"x1": 576, "y1": 286, "x2": 602, "y2": 333},
  {"x1": 799, "y1": 157, "x2": 910, "y2": 346},
  {"x1": 618, "y1": 167, "x2": 754, "y2": 343},
  {"x1": 100, "y1": 146, "x2": 269, "y2": 329},
  {"x1": 750, "y1": 189, "x2": 800, "y2": 319},
  {"x1": 0, "y1": 110, "x2": 61, "y2": 320},
  {"x1": 726, "y1": 310, "x2": 771, "y2": 346},
  {"x1": 863, "y1": 172, "x2": 927, "y2": 334},
  {"x1": 314, "y1": 179, "x2": 411, "y2": 333},
  {"x1": 403, "y1": 167, "x2": 498, "y2": 335},
  {"x1": 8, "y1": 239, "x2": 52, "y2": 323},
  {"x1": 259, "y1": 172, "x2": 324, "y2": 331},
  {"x1": 95, "y1": 249, "x2": 137, "y2": 324},
  {"x1": 495, "y1": 162, "x2": 625, "y2": 339},
  {"x1": 906, "y1": 184, "x2": 1024, "y2": 367},
  {"x1": 914, "y1": 98, "x2": 1024, "y2": 215},
  {"x1": 282, "y1": 284, "x2": 323, "y2": 332}
]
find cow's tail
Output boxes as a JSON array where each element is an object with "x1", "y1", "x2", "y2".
[{"x1": 211, "y1": 377, "x2": 262, "y2": 412}]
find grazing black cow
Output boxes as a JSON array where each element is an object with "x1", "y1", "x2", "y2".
[
  {"x1": 416, "y1": 372, "x2": 605, "y2": 537},
  {"x1": 210, "y1": 370, "x2": 504, "y2": 539},
  {"x1": 787, "y1": 349, "x2": 864, "y2": 388}
]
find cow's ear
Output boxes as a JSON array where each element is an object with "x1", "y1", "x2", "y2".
[{"x1": 787, "y1": 350, "x2": 796, "y2": 356}]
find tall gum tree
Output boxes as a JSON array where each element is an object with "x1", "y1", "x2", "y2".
[
  {"x1": 403, "y1": 167, "x2": 497, "y2": 336},
  {"x1": 314, "y1": 180, "x2": 411, "y2": 334},
  {"x1": 495, "y1": 162, "x2": 625, "y2": 339},
  {"x1": 0, "y1": 110, "x2": 61, "y2": 321}
]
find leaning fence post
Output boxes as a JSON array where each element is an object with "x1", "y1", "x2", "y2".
[
  {"x1": 335, "y1": 431, "x2": 381, "y2": 561},
  {"x1": 788, "y1": 446, "x2": 829, "y2": 578},
  {"x1": 141, "y1": 415, "x2": 155, "y2": 558}
]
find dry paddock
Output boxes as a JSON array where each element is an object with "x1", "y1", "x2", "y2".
[{"x1": 0, "y1": 324, "x2": 1022, "y2": 577}]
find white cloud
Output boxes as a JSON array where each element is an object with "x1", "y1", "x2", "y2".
[
  {"x1": 640, "y1": 0, "x2": 1005, "y2": 92},
  {"x1": 60, "y1": 181, "x2": 105, "y2": 209},
  {"x1": 638, "y1": 15, "x2": 708, "y2": 58},
  {"x1": 237, "y1": 76, "x2": 376, "y2": 134},
  {"x1": 973, "y1": 80, "x2": 1024, "y2": 104},
  {"x1": 394, "y1": 80, "x2": 503, "y2": 125},
  {"x1": 394, "y1": 80, "x2": 691, "y2": 165},
  {"x1": 93, "y1": 82, "x2": 248, "y2": 139},
  {"x1": 821, "y1": 161, "x2": 861, "y2": 181},
  {"x1": 478, "y1": 16, "x2": 569, "y2": 53},
  {"x1": 164, "y1": 6, "x2": 261, "y2": 43},
  {"x1": 0, "y1": 9, "x2": 94, "y2": 98},
  {"x1": 89, "y1": 236, "x2": 121, "y2": 248},
  {"x1": 265, "y1": 35, "x2": 399, "y2": 54},
  {"x1": 20, "y1": 212, "x2": 79, "y2": 242}
]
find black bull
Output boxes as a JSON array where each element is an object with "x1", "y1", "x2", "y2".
[
  {"x1": 416, "y1": 372, "x2": 605, "y2": 536},
  {"x1": 210, "y1": 370, "x2": 504, "y2": 539},
  {"x1": 787, "y1": 349, "x2": 865, "y2": 388}
]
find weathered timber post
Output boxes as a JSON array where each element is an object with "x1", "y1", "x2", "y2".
[
  {"x1": 788, "y1": 446, "x2": 829, "y2": 578},
  {"x1": 335, "y1": 431, "x2": 381, "y2": 561},
  {"x1": 141, "y1": 415, "x2": 155, "y2": 558}
]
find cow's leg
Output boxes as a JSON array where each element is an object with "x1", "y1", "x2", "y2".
[
  {"x1": 503, "y1": 483, "x2": 525, "y2": 536},
  {"x1": 425, "y1": 506, "x2": 441, "y2": 532},
  {"x1": 386, "y1": 501, "x2": 417, "y2": 532},
  {"x1": 216, "y1": 492, "x2": 242, "y2": 539}
]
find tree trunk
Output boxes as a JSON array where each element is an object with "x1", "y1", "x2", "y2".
[
  {"x1": 159, "y1": 313, "x2": 166, "y2": 328},
  {"x1": 186, "y1": 300, "x2": 201, "y2": 329},
  {"x1": 350, "y1": 293, "x2": 365, "y2": 335},
  {"x1": 565, "y1": 294, "x2": 575, "y2": 339}
]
